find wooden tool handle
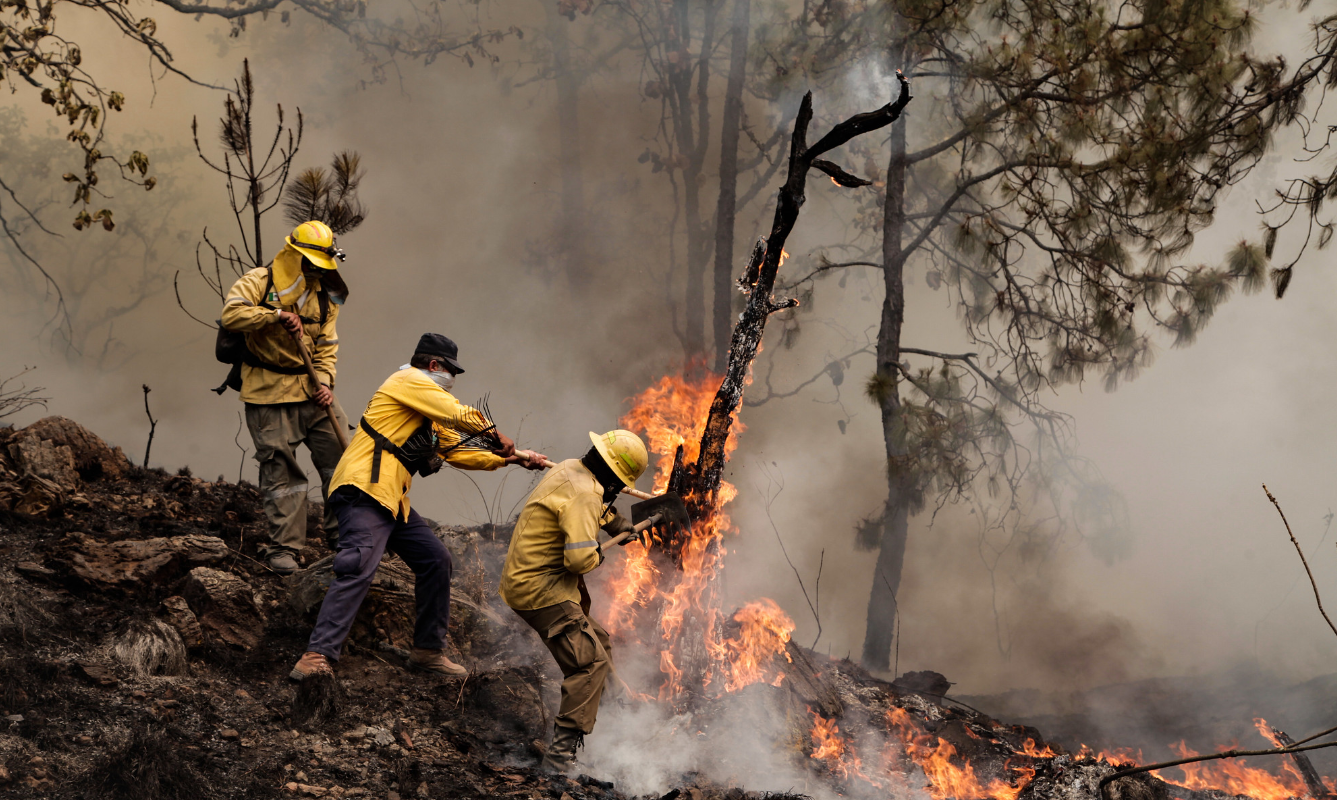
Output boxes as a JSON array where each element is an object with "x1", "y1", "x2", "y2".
[
  {"x1": 516, "y1": 451, "x2": 653, "y2": 499},
  {"x1": 295, "y1": 336, "x2": 349, "y2": 450},
  {"x1": 605, "y1": 512, "x2": 662, "y2": 548}
]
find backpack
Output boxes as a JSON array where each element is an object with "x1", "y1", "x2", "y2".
[
  {"x1": 213, "y1": 267, "x2": 330, "y2": 395},
  {"x1": 359, "y1": 418, "x2": 444, "y2": 481}
]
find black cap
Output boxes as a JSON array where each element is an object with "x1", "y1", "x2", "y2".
[{"x1": 415, "y1": 333, "x2": 465, "y2": 374}]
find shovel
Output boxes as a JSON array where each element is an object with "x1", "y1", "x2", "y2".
[{"x1": 604, "y1": 492, "x2": 691, "y2": 548}]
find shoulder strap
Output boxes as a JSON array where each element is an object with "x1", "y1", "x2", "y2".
[
  {"x1": 359, "y1": 418, "x2": 396, "y2": 484},
  {"x1": 258, "y1": 267, "x2": 276, "y2": 310},
  {"x1": 317, "y1": 286, "x2": 329, "y2": 325}
]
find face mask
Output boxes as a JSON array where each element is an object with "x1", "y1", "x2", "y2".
[{"x1": 425, "y1": 369, "x2": 455, "y2": 391}]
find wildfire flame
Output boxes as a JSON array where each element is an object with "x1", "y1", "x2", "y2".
[
  {"x1": 602, "y1": 367, "x2": 793, "y2": 699},
  {"x1": 716, "y1": 599, "x2": 795, "y2": 693},
  {"x1": 888, "y1": 707, "x2": 1037, "y2": 800}
]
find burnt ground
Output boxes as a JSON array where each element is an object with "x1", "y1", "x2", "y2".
[{"x1": 0, "y1": 416, "x2": 1289, "y2": 800}]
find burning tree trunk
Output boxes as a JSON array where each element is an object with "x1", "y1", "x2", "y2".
[
  {"x1": 649, "y1": 73, "x2": 912, "y2": 701},
  {"x1": 691, "y1": 72, "x2": 912, "y2": 508}
]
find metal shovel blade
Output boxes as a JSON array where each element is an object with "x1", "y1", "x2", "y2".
[{"x1": 630, "y1": 492, "x2": 691, "y2": 536}]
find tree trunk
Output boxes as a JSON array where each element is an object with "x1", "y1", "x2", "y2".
[
  {"x1": 676, "y1": 0, "x2": 716, "y2": 362},
  {"x1": 544, "y1": 0, "x2": 591, "y2": 288},
  {"x1": 711, "y1": 0, "x2": 750, "y2": 373},
  {"x1": 862, "y1": 45, "x2": 912, "y2": 672}
]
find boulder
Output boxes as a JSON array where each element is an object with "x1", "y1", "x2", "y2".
[
  {"x1": 19, "y1": 416, "x2": 129, "y2": 481},
  {"x1": 180, "y1": 567, "x2": 265, "y2": 650},
  {"x1": 6, "y1": 433, "x2": 78, "y2": 489},
  {"x1": 56, "y1": 533, "x2": 229, "y2": 591}
]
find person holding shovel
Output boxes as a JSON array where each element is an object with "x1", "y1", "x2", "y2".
[
  {"x1": 220, "y1": 220, "x2": 352, "y2": 575},
  {"x1": 500, "y1": 430, "x2": 647, "y2": 774},
  {"x1": 290, "y1": 333, "x2": 545, "y2": 680}
]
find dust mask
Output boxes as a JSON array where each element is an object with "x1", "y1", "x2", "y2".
[{"x1": 426, "y1": 369, "x2": 455, "y2": 391}]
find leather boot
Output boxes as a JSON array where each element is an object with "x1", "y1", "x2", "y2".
[
  {"x1": 289, "y1": 652, "x2": 333, "y2": 681},
  {"x1": 408, "y1": 648, "x2": 468, "y2": 676},
  {"x1": 541, "y1": 724, "x2": 584, "y2": 774}
]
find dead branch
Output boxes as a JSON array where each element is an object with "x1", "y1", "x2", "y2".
[
  {"x1": 1259, "y1": 722, "x2": 1335, "y2": 800},
  {"x1": 141, "y1": 385, "x2": 158, "y2": 469},
  {"x1": 0, "y1": 368, "x2": 49, "y2": 420},
  {"x1": 1098, "y1": 737, "x2": 1337, "y2": 800},
  {"x1": 234, "y1": 412, "x2": 248, "y2": 484},
  {"x1": 693, "y1": 72, "x2": 912, "y2": 504},
  {"x1": 1263, "y1": 483, "x2": 1337, "y2": 640}
]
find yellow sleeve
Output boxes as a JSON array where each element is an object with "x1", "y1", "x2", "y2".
[
  {"x1": 384, "y1": 373, "x2": 468, "y2": 426},
  {"x1": 559, "y1": 490, "x2": 604, "y2": 575},
  {"x1": 444, "y1": 450, "x2": 505, "y2": 471},
  {"x1": 220, "y1": 271, "x2": 280, "y2": 332},
  {"x1": 311, "y1": 306, "x2": 338, "y2": 387}
]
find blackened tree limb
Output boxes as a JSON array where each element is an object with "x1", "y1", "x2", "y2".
[
  {"x1": 812, "y1": 160, "x2": 873, "y2": 188},
  {"x1": 1263, "y1": 483, "x2": 1337, "y2": 641},
  {"x1": 805, "y1": 75, "x2": 913, "y2": 162},
  {"x1": 142, "y1": 384, "x2": 158, "y2": 469},
  {"x1": 1259, "y1": 723, "x2": 1335, "y2": 800},
  {"x1": 692, "y1": 75, "x2": 913, "y2": 505}
]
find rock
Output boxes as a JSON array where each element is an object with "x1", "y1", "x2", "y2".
[
  {"x1": 14, "y1": 561, "x2": 56, "y2": 580},
  {"x1": 76, "y1": 661, "x2": 118, "y2": 687},
  {"x1": 7, "y1": 430, "x2": 79, "y2": 488},
  {"x1": 343, "y1": 789, "x2": 367, "y2": 797},
  {"x1": 220, "y1": 728, "x2": 240, "y2": 740},
  {"x1": 893, "y1": 669, "x2": 952, "y2": 697},
  {"x1": 160, "y1": 596, "x2": 204, "y2": 649},
  {"x1": 387, "y1": 792, "x2": 401, "y2": 800},
  {"x1": 19, "y1": 416, "x2": 130, "y2": 481},
  {"x1": 73, "y1": 735, "x2": 93, "y2": 745},
  {"x1": 9, "y1": 475, "x2": 66, "y2": 517},
  {"x1": 111, "y1": 618, "x2": 188, "y2": 677},
  {"x1": 56, "y1": 533, "x2": 229, "y2": 590},
  {"x1": 0, "y1": 765, "x2": 8, "y2": 784},
  {"x1": 180, "y1": 567, "x2": 266, "y2": 650}
]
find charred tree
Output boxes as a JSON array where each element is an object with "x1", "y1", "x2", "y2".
[
  {"x1": 690, "y1": 73, "x2": 912, "y2": 509},
  {"x1": 649, "y1": 74, "x2": 910, "y2": 702}
]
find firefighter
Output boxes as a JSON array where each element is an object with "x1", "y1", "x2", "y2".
[
  {"x1": 220, "y1": 220, "x2": 351, "y2": 575},
  {"x1": 289, "y1": 333, "x2": 543, "y2": 679},
  {"x1": 500, "y1": 430, "x2": 645, "y2": 773}
]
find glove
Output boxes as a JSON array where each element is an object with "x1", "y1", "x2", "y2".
[
  {"x1": 601, "y1": 513, "x2": 636, "y2": 545},
  {"x1": 417, "y1": 455, "x2": 445, "y2": 477}
]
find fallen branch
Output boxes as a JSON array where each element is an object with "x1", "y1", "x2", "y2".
[
  {"x1": 1259, "y1": 722, "x2": 1335, "y2": 800},
  {"x1": 141, "y1": 384, "x2": 158, "y2": 468},
  {"x1": 1098, "y1": 737, "x2": 1337, "y2": 800},
  {"x1": 1262, "y1": 483, "x2": 1337, "y2": 640}
]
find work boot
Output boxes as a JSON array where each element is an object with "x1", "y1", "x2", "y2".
[
  {"x1": 289, "y1": 652, "x2": 333, "y2": 681},
  {"x1": 408, "y1": 648, "x2": 468, "y2": 676},
  {"x1": 267, "y1": 550, "x2": 299, "y2": 575},
  {"x1": 541, "y1": 724, "x2": 584, "y2": 774}
]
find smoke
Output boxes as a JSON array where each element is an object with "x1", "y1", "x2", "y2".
[{"x1": 3, "y1": 0, "x2": 1337, "y2": 774}]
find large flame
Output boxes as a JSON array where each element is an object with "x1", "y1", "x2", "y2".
[
  {"x1": 888, "y1": 707, "x2": 1037, "y2": 800},
  {"x1": 603, "y1": 368, "x2": 790, "y2": 698}
]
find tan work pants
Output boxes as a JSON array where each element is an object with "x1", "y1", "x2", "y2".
[
  {"x1": 515, "y1": 598, "x2": 613, "y2": 734},
  {"x1": 245, "y1": 398, "x2": 347, "y2": 555}
]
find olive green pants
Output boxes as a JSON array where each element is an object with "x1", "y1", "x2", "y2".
[
  {"x1": 245, "y1": 398, "x2": 347, "y2": 555},
  {"x1": 515, "y1": 599, "x2": 613, "y2": 735}
]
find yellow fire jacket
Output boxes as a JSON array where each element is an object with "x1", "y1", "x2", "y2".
[
  {"x1": 219, "y1": 253, "x2": 339, "y2": 405},
  {"x1": 329, "y1": 367, "x2": 503, "y2": 520},
  {"x1": 500, "y1": 459, "x2": 620, "y2": 611}
]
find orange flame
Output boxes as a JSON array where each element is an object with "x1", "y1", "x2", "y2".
[
  {"x1": 1154, "y1": 740, "x2": 1309, "y2": 800},
  {"x1": 718, "y1": 599, "x2": 795, "y2": 692},
  {"x1": 888, "y1": 707, "x2": 1038, "y2": 800}
]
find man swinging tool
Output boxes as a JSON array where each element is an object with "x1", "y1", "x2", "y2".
[
  {"x1": 291, "y1": 333, "x2": 544, "y2": 680},
  {"x1": 500, "y1": 430, "x2": 652, "y2": 774},
  {"x1": 219, "y1": 220, "x2": 352, "y2": 575}
]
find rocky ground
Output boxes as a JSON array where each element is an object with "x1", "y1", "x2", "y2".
[{"x1": 0, "y1": 417, "x2": 1257, "y2": 800}]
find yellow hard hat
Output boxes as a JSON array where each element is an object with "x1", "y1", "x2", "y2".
[
  {"x1": 285, "y1": 220, "x2": 344, "y2": 271},
  {"x1": 588, "y1": 430, "x2": 648, "y2": 488}
]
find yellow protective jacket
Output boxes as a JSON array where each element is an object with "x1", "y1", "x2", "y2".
[
  {"x1": 329, "y1": 367, "x2": 503, "y2": 520},
  {"x1": 219, "y1": 251, "x2": 339, "y2": 405},
  {"x1": 500, "y1": 459, "x2": 620, "y2": 611}
]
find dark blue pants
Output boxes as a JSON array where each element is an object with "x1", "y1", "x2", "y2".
[{"x1": 306, "y1": 487, "x2": 453, "y2": 660}]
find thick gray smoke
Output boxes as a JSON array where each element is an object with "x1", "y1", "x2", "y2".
[{"x1": 3, "y1": 2, "x2": 1337, "y2": 776}]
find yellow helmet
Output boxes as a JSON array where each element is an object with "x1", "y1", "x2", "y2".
[
  {"x1": 588, "y1": 430, "x2": 648, "y2": 487},
  {"x1": 285, "y1": 220, "x2": 344, "y2": 271}
]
